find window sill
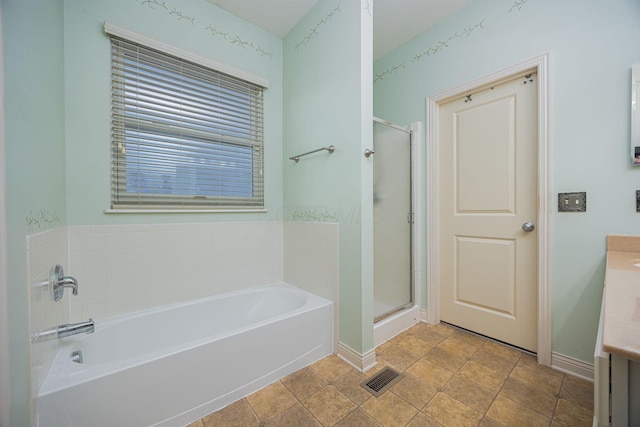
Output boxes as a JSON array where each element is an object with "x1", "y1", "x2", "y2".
[{"x1": 104, "y1": 208, "x2": 268, "y2": 214}]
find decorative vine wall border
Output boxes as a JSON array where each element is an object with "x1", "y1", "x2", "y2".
[
  {"x1": 374, "y1": 0, "x2": 537, "y2": 85},
  {"x1": 509, "y1": 0, "x2": 530, "y2": 12},
  {"x1": 26, "y1": 209, "x2": 61, "y2": 233},
  {"x1": 290, "y1": 208, "x2": 339, "y2": 222},
  {"x1": 294, "y1": 2, "x2": 342, "y2": 52},
  {"x1": 138, "y1": 0, "x2": 274, "y2": 60},
  {"x1": 204, "y1": 24, "x2": 274, "y2": 59},
  {"x1": 413, "y1": 19, "x2": 485, "y2": 62},
  {"x1": 374, "y1": 19, "x2": 485, "y2": 84}
]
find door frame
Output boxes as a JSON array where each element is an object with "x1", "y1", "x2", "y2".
[
  {"x1": 0, "y1": 4, "x2": 10, "y2": 423},
  {"x1": 426, "y1": 54, "x2": 551, "y2": 366}
]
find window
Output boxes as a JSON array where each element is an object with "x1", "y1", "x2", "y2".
[{"x1": 109, "y1": 35, "x2": 265, "y2": 210}]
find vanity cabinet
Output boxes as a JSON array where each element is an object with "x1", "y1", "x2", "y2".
[{"x1": 594, "y1": 235, "x2": 640, "y2": 426}]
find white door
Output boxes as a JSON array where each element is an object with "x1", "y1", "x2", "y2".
[{"x1": 438, "y1": 72, "x2": 538, "y2": 352}]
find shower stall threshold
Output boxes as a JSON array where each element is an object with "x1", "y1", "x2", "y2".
[{"x1": 373, "y1": 305, "x2": 421, "y2": 348}]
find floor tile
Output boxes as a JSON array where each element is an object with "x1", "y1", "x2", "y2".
[
  {"x1": 423, "y1": 392, "x2": 483, "y2": 427},
  {"x1": 245, "y1": 381, "x2": 297, "y2": 421},
  {"x1": 367, "y1": 358, "x2": 393, "y2": 376},
  {"x1": 558, "y1": 374, "x2": 594, "y2": 411},
  {"x1": 375, "y1": 339, "x2": 394, "y2": 353},
  {"x1": 486, "y1": 395, "x2": 550, "y2": 427},
  {"x1": 195, "y1": 324, "x2": 594, "y2": 427},
  {"x1": 390, "y1": 373, "x2": 438, "y2": 410},
  {"x1": 395, "y1": 333, "x2": 435, "y2": 356},
  {"x1": 360, "y1": 390, "x2": 419, "y2": 427},
  {"x1": 377, "y1": 344, "x2": 421, "y2": 371},
  {"x1": 442, "y1": 375, "x2": 496, "y2": 413},
  {"x1": 333, "y1": 408, "x2": 382, "y2": 427},
  {"x1": 264, "y1": 403, "x2": 322, "y2": 426},
  {"x1": 406, "y1": 324, "x2": 450, "y2": 347},
  {"x1": 310, "y1": 355, "x2": 353, "y2": 382},
  {"x1": 510, "y1": 360, "x2": 564, "y2": 395},
  {"x1": 518, "y1": 352, "x2": 540, "y2": 367},
  {"x1": 333, "y1": 370, "x2": 372, "y2": 405},
  {"x1": 450, "y1": 329, "x2": 487, "y2": 348},
  {"x1": 552, "y1": 399, "x2": 594, "y2": 426},
  {"x1": 458, "y1": 360, "x2": 508, "y2": 392},
  {"x1": 281, "y1": 366, "x2": 328, "y2": 401},
  {"x1": 481, "y1": 340, "x2": 523, "y2": 362},
  {"x1": 500, "y1": 376, "x2": 558, "y2": 418},
  {"x1": 478, "y1": 415, "x2": 506, "y2": 427},
  {"x1": 424, "y1": 345, "x2": 469, "y2": 372},
  {"x1": 202, "y1": 399, "x2": 260, "y2": 427},
  {"x1": 406, "y1": 358, "x2": 454, "y2": 388},
  {"x1": 470, "y1": 347, "x2": 518, "y2": 374},
  {"x1": 302, "y1": 385, "x2": 356, "y2": 426},
  {"x1": 430, "y1": 323, "x2": 457, "y2": 337},
  {"x1": 437, "y1": 334, "x2": 481, "y2": 359},
  {"x1": 406, "y1": 411, "x2": 444, "y2": 426}
]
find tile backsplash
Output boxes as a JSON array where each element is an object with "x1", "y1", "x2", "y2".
[{"x1": 67, "y1": 221, "x2": 283, "y2": 322}]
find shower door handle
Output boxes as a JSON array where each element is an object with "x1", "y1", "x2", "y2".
[{"x1": 364, "y1": 149, "x2": 375, "y2": 158}]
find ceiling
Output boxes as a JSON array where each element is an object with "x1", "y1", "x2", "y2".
[{"x1": 207, "y1": 0, "x2": 474, "y2": 59}]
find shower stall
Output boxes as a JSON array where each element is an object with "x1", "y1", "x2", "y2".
[{"x1": 372, "y1": 118, "x2": 413, "y2": 323}]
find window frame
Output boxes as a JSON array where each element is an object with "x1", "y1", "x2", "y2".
[{"x1": 105, "y1": 22, "x2": 269, "y2": 212}]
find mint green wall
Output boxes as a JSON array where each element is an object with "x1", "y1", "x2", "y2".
[
  {"x1": 3, "y1": 0, "x2": 283, "y2": 423},
  {"x1": 64, "y1": 0, "x2": 283, "y2": 224},
  {"x1": 373, "y1": 0, "x2": 640, "y2": 363},
  {"x1": 2, "y1": 0, "x2": 67, "y2": 424},
  {"x1": 283, "y1": 0, "x2": 373, "y2": 354}
]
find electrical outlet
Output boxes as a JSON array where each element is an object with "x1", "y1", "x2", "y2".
[{"x1": 558, "y1": 192, "x2": 586, "y2": 212}]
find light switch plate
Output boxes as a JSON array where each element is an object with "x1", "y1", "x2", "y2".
[{"x1": 558, "y1": 192, "x2": 586, "y2": 212}]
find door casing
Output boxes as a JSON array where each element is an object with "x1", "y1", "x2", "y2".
[{"x1": 426, "y1": 54, "x2": 551, "y2": 366}]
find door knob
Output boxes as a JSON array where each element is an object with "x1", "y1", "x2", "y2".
[{"x1": 521, "y1": 222, "x2": 535, "y2": 232}]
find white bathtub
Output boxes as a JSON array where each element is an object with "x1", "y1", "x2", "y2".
[{"x1": 37, "y1": 283, "x2": 334, "y2": 426}]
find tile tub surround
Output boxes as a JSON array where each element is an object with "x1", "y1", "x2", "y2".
[
  {"x1": 191, "y1": 323, "x2": 594, "y2": 426},
  {"x1": 284, "y1": 221, "x2": 339, "y2": 350},
  {"x1": 67, "y1": 222, "x2": 283, "y2": 322},
  {"x1": 603, "y1": 235, "x2": 640, "y2": 361},
  {"x1": 26, "y1": 226, "x2": 69, "y2": 423}
]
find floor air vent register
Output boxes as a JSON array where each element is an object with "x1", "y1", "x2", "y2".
[{"x1": 360, "y1": 367, "x2": 404, "y2": 397}]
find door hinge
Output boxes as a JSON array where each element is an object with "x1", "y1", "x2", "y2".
[{"x1": 407, "y1": 212, "x2": 414, "y2": 224}]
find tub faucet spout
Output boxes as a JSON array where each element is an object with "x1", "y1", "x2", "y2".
[{"x1": 57, "y1": 319, "x2": 94, "y2": 338}]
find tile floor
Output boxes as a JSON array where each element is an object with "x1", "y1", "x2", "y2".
[{"x1": 187, "y1": 323, "x2": 594, "y2": 426}]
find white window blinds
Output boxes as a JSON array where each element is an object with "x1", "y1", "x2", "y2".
[{"x1": 110, "y1": 35, "x2": 265, "y2": 210}]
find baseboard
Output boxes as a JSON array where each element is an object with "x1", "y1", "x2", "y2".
[
  {"x1": 551, "y1": 352, "x2": 594, "y2": 382},
  {"x1": 336, "y1": 342, "x2": 377, "y2": 373},
  {"x1": 420, "y1": 308, "x2": 429, "y2": 323}
]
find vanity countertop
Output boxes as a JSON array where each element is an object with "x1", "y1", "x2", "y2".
[{"x1": 603, "y1": 235, "x2": 640, "y2": 361}]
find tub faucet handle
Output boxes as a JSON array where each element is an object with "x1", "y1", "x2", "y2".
[{"x1": 51, "y1": 264, "x2": 79, "y2": 301}]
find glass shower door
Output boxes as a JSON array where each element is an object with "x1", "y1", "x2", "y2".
[{"x1": 373, "y1": 119, "x2": 412, "y2": 322}]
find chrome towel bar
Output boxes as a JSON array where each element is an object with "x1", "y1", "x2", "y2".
[{"x1": 289, "y1": 145, "x2": 335, "y2": 163}]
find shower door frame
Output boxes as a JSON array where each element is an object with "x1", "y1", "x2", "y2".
[{"x1": 372, "y1": 117, "x2": 414, "y2": 323}]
